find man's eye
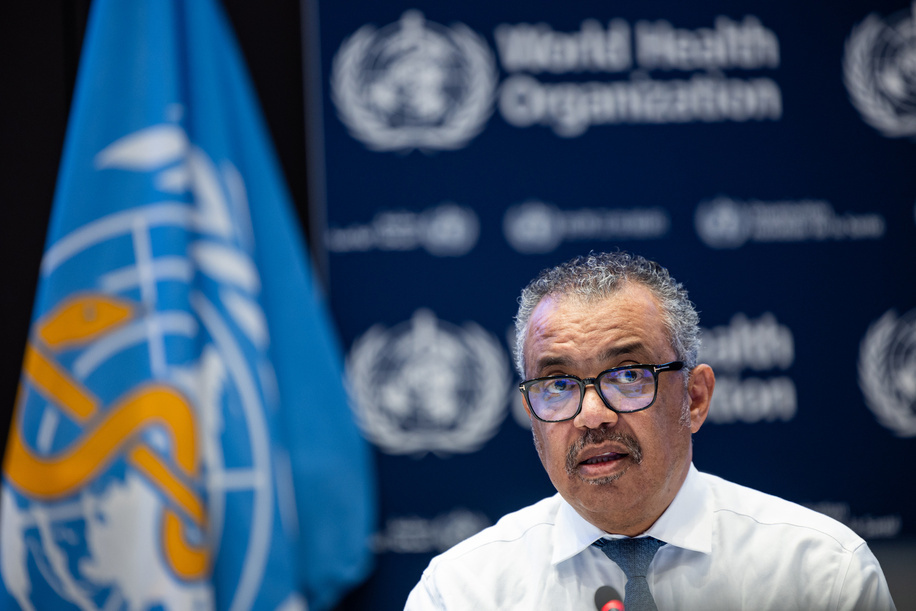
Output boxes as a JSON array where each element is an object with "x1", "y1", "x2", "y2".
[
  {"x1": 541, "y1": 378, "x2": 576, "y2": 395},
  {"x1": 608, "y1": 369, "x2": 642, "y2": 384},
  {"x1": 547, "y1": 379, "x2": 572, "y2": 392}
]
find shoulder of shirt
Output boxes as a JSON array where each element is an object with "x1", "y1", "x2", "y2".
[
  {"x1": 425, "y1": 494, "x2": 562, "y2": 567},
  {"x1": 699, "y1": 470, "x2": 867, "y2": 552}
]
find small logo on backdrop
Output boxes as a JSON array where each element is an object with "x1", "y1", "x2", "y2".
[
  {"x1": 695, "y1": 196, "x2": 885, "y2": 249},
  {"x1": 843, "y1": 3, "x2": 916, "y2": 139},
  {"x1": 859, "y1": 308, "x2": 916, "y2": 436},
  {"x1": 805, "y1": 502, "x2": 902, "y2": 539},
  {"x1": 331, "y1": 10, "x2": 497, "y2": 152},
  {"x1": 347, "y1": 309, "x2": 510, "y2": 456},
  {"x1": 327, "y1": 202, "x2": 479, "y2": 256},
  {"x1": 372, "y1": 508, "x2": 491, "y2": 554},
  {"x1": 503, "y1": 200, "x2": 670, "y2": 254}
]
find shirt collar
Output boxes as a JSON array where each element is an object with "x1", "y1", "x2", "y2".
[
  {"x1": 644, "y1": 463, "x2": 712, "y2": 554},
  {"x1": 550, "y1": 463, "x2": 712, "y2": 565},
  {"x1": 551, "y1": 494, "x2": 606, "y2": 565}
]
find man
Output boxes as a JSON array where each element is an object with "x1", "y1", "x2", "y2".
[{"x1": 405, "y1": 251, "x2": 895, "y2": 610}]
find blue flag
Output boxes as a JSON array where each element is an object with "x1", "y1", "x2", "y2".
[{"x1": 0, "y1": 1, "x2": 375, "y2": 610}]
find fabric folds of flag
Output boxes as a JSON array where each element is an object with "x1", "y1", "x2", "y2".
[{"x1": 0, "y1": 1, "x2": 375, "y2": 610}]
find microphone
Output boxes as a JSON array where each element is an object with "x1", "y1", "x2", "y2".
[{"x1": 594, "y1": 586, "x2": 624, "y2": 611}]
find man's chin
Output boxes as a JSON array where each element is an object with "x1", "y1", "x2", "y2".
[{"x1": 572, "y1": 465, "x2": 628, "y2": 485}]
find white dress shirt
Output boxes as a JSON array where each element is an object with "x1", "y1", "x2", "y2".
[{"x1": 404, "y1": 464, "x2": 896, "y2": 610}]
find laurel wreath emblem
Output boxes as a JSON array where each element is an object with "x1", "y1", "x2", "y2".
[
  {"x1": 330, "y1": 15, "x2": 497, "y2": 152},
  {"x1": 858, "y1": 310, "x2": 916, "y2": 437},
  {"x1": 346, "y1": 311, "x2": 509, "y2": 456},
  {"x1": 843, "y1": 13, "x2": 916, "y2": 139}
]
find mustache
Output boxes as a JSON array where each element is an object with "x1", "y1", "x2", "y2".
[{"x1": 565, "y1": 428, "x2": 642, "y2": 474}]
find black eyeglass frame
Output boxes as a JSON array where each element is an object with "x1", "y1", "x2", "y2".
[{"x1": 518, "y1": 361, "x2": 686, "y2": 422}]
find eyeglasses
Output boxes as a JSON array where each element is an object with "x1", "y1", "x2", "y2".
[{"x1": 518, "y1": 361, "x2": 685, "y2": 422}]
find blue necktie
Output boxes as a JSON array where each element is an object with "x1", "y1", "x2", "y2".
[{"x1": 593, "y1": 537, "x2": 666, "y2": 611}]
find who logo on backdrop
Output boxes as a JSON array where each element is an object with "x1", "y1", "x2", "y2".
[
  {"x1": 859, "y1": 307, "x2": 916, "y2": 436},
  {"x1": 843, "y1": 2, "x2": 916, "y2": 139},
  {"x1": 331, "y1": 10, "x2": 498, "y2": 152},
  {"x1": 346, "y1": 309, "x2": 511, "y2": 456}
]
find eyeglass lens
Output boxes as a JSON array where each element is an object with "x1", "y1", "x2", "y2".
[{"x1": 526, "y1": 367, "x2": 657, "y2": 421}]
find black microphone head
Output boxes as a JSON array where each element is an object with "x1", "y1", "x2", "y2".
[{"x1": 594, "y1": 585, "x2": 624, "y2": 611}]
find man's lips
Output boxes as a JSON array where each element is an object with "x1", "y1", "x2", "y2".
[
  {"x1": 565, "y1": 430, "x2": 642, "y2": 476},
  {"x1": 579, "y1": 450, "x2": 627, "y2": 466}
]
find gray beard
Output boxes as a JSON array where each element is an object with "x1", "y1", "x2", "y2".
[{"x1": 565, "y1": 428, "x2": 643, "y2": 484}]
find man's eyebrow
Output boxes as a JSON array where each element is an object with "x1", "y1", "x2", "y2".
[
  {"x1": 531, "y1": 342, "x2": 647, "y2": 375},
  {"x1": 597, "y1": 342, "x2": 646, "y2": 363},
  {"x1": 532, "y1": 355, "x2": 570, "y2": 373}
]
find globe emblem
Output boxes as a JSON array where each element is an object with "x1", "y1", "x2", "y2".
[
  {"x1": 0, "y1": 124, "x2": 275, "y2": 610},
  {"x1": 859, "y1": 308, "x2": 916, "y2": 437},
  {"x1": 503, "y1": 200, "x2": 563, "y2": 254},
  {"x1": 694, "y1": 197, "x2": 749, "y2": 249},
  {"x1": 844, "y1": 5, "x2": 916, "y2": 138},
  {"x1": 889, "y1": 312, "x2": 916, "y2": 402},
  {"x1": 347, "y1": 309, "x2": 510, "y2": 456},
  {"x1": 332, "y1": 11, "x2": 497, "y2": 151},
  {"x1": 375, "y1": 327, "x2": 480, "y2": 429},
  {"x1": 871, "y1": 8, "x2": 916, "y2": 115},
  {"x1": 364, "y1": 12, "x2": 468, "y2": 128},
  {"x1": 420, "y1": 203, "x2": 480, "y2": 256}
]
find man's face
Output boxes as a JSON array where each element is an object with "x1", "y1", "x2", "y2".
[{"x1": 522, "y1": 283, "x2": 712, "y2": 535}]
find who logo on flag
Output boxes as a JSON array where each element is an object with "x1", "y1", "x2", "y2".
[{"x1": 0, "y1": 1, "x2": 375, "y2": 610}]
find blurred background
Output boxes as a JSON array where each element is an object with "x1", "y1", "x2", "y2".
[{"x1": 2, "y1": 1, "x2": 914, "y2": 609}]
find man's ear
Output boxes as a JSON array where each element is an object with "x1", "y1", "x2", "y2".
[{"x1": 687, "y1": 364, "x2": 715, "y2": 433}]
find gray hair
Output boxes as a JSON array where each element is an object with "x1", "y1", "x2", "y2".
[{"x1": 513, "y1": 251, "x2": 700, "y2": 378}]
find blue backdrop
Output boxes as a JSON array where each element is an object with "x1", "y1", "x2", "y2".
[{"x1": 309, "y1": 0, "x2": 916, "y2": 606}]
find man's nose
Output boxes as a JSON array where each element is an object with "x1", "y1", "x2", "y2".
[{"x1": 573, "y1": 382, "x2": 619, "y2": 429}]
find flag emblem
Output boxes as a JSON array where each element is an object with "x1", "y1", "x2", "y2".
[
  {"x1": 2, "y1": 120, "x2": 286, "y2": 610},
  {"x1": 1, "y1": 1, "x2": 375, "y2": 609}
]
